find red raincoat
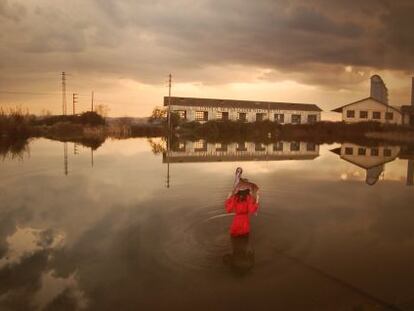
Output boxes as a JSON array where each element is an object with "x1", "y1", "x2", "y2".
[{"x1": 225, "y1": 195, "x2": 259, "y2": 237}]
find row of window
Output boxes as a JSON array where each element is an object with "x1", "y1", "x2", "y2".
[
  {"x1": 176, "y1": 142, "x2": 317, "y2": 152},
  {"x1": 346, "y1": 110, "x2": 394, "y2": 120},
  {"x1": 344, "y1": 147, "x2": 393, "y2": 157},
  {"x1": 189, "y1": 110, "x2": 318, "y2": 123}
]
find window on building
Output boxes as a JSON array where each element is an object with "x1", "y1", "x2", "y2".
[
  {"x1": 273, "y1": 141, "x2": 283, "y2": 151},
  {"x1": 274, "y1": 113, "x2": 284, "y2": 124},
  {"x1": 216, "y1": 143, "x2": 227, "y2": 152},
  {"x1": 385, "y1": 112, "x2": 394, "y2": 120},
  {"x1": 358, "y1": 147, "x2": 366, "y2": 155},
  {"x1": 255, "y1": 143, "x2": 266, "y2": 151},
  {"x1": 345, "y1": 147, "x2": 353, "y2": 155},
  {"x1": 307, "y1": 115, "x2": 317, "y2": 124},
  {"x1": 291, "y1": 114, "x2": 301, "y2": 124},
  {"x1": 360, "y1": 111, "x2": 368, "y2": 119},
  {"x1": 238, "y1": 112, "x2": 247, "y2": 121},
  {"x1": 372, "y1": 112, "x2": 381, "y2": 120},
  {"x1": 384, "y1": 148, "x2": 392, "y2": 157},
  {"x1": 216, "y1": 111, "x2": 229, "y2": 121},
  {"x1": 195, "y1": 111, "x2": 208, "y2": 121},
  {"x1": 371, "y1": 148, "x2": 379, "y2": 156},
  {"x1": 290, "y1": 141, "x2": 300, "y2": 151},
  {"x1": 256, "y1": 113, "x2": 266, "y2": 121},
  {"x1": 177, "y1": 142, "x2": 186, "y2": 152},
  {"x1": 347, "y1": 110, "x2": 355, "y2": 118},
  {"x1": 236, "y1": 142, "x2": 247, "y2": 151},
  {"x1": 194, "y1": 140, "x2": 207, "y2": 152},
  {"x1": 177, "y1": 110, "x2": 187, "y2": 120},
  {"x1": 306, "y1": 143, "x2": 316, "y2": 151}
]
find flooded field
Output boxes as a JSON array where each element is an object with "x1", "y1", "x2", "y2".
[{"x1": 1, "y1": 137, "x2": 414, "y2": 310}]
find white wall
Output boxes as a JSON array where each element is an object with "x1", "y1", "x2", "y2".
[
  {"x1": 170, "y1": 140, "x2": 320, "y2": 158},
  {"x1": 340, "y1": 143, "x2": 400, "y2": 168},
  {"x1": 341, "y1": 98, "x2": 402, "y2": 125},
  {"x1": 170, "y1": 105, "x2": 321, "y2": 124}
]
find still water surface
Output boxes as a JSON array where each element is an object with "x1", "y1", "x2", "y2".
[{"x1": 1, "y1": 138, "x2": 414, "y2": 310}]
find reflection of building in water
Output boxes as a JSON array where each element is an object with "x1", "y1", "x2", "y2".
[
  {"x1": 407, "y1": 160, "x2": 414, "y2": 186},
  {"x1": 399, "y1": 145, "x2": 414, "y2": 186},
  {"x1": 164, "y1": 96, "x2": 322, "y2": 124},
  {"x1": 163, "y1": 140, "x2": 319, "y2": 163},
  {"x1": 331, "y1": 143, "x2": 400, "y2": 185}
]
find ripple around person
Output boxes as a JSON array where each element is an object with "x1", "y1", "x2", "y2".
[{"x1": 158, "y1": 168, "x2": 315, "y2": 274}]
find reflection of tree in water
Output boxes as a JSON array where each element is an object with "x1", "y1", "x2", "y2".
[
  {"x1": 223, "y1": 236, "x2": 254, "y2": 276},
  {"x1": 0, "y1": 137, "x2": 30, "y2": 160},
  {"x1": 147, "y1": 137, "x2": 167, "y2": 154},
  {"x1": 61, "y1": 137, "x2": 105, "y2": 151}
]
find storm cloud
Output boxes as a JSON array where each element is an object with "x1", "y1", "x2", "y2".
[{"x1": 0, "y1": 0, "x2": 413, "y2": 114}]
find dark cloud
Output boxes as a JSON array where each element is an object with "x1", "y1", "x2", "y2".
[
  {"x1": 0, "y1": 0, "x2": 413, "y2": 102},
  {"x1": 0, "y1": 0, "x2": 26, "y2": 22}
]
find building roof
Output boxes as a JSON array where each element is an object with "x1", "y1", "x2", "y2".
[
  {"x1": 164, "y1": 96, "x2": 322, "y2": 112},
  {"x1": 331, "y1": 97, "x2": 402, "y2": 113}
]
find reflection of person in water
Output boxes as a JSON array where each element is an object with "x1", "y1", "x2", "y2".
[
  {"x1": 223, "y1": 235, "x2": 254, "y2": 275},
  {"x1": 225, "y1": 189, "x2": 259, "y2": 237}
]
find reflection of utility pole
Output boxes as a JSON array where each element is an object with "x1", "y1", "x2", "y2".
[
  {"x1": 166, "y1": 136, "x2": 170, "y2": 188},
  {"x1": 407, "y1": 160, "x2": 414, "y2": 186},
  {"x1": 91, "y1": 148, "x2": 94, "y2": 167},
  {"x1": 72, "y1": 93, "x2": 78, "y2": 115},
  {"x1": 91, "y1": 91, "x2": 94, "y2": 112},
  {"x1": 62, "y1": 72, "x2": 67, "y2": 115},
  {"x1": 166, "y1": 74, "x2": 172, "y2": 188},
  {"x1": 64, "y1": 142, "x2": 68, "y2": 176}
]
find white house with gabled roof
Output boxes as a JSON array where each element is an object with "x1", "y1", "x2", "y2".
[
  {"x1": 332, "y1": 97, "x2": 403, "y2": 125},
  {"x1": 331, "y1": 74, "x2": 414, "y2": 126}
]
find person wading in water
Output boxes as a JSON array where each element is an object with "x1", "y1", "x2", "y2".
[{"x1": 225, "y1": 188, "x2": 259, "y2": 237}]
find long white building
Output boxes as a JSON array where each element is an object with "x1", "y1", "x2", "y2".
[{"x1": 164, "y1": 96, "x2": 322, "y2": 124}]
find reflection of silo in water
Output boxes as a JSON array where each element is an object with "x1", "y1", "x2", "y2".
[
  {"x1": 365, "y1": 164, "x2": 384, "y2": 186},
  {"x1": 407, "y1": 160, "x2": 414, "y2": 186}
]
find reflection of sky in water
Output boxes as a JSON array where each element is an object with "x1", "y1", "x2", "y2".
[{"x1": 1, "y1": 138, "x2": 414, "y2": 310}]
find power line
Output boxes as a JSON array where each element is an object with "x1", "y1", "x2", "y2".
[{"x1": 0, "y1": 91, "x2": 60, "y2": 96}]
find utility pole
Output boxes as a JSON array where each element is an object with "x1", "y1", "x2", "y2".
[
  {"x1": 168, "y1": 74, "x2": 172, "y2": 130},
  {"x1": 166, "y1": 74, "x2": 172, "y2": 188},
  {"x1": 91, "y1": 91, "x2": 94, "y2": 112},
  {"x1": 91, "y1": 148, "x2": 94, "y2": 167},
  {"x1": 62, "y1": 72, "x2": 67, "y2": 115},
  {"x1": 72, "y1": 93, "x2": 78, "y2": 115}
]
